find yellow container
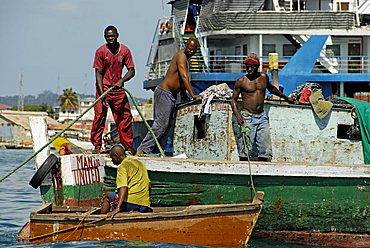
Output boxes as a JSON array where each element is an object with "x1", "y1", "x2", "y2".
[{"x1": 269, "y1": 53, "x2": 279, "y2": 70}]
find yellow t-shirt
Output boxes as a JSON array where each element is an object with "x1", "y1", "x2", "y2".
[{"x1": 116, "y1": 157, "x2": 150, "y2": 207}]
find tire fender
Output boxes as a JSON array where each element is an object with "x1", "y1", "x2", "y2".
[{"x1": 29, "y1": 154, "x2": 59, "y2": 189}]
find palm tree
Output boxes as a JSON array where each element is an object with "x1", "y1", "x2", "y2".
[
  {"x1": 58, "y1": 88, "x2": 79, "y2": 121},
  {"x1": 39, "y1": 102, "x2": 55, "y2": 117}
]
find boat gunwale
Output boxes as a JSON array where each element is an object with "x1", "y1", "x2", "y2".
[
  {"x1": 176, "y1": 97, "x2": 355, "y2": 111},
  {"x1": 30, "y1": 204, "x2": 262, "y2": 222},
  {"x1": 101, "y1": 156, "x2": 370, "y2": 179}
]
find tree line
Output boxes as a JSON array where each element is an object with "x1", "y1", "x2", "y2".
[
  {"x1": 0, "y1": 90, "x2": 94, "y2": 107},
  {"x1": 0, "y1": 89, "x2": 148, "y2": 117}
]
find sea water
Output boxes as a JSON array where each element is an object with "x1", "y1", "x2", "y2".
[{"x1": 0, "y1": 149, "x2": 311, "y2": 248}]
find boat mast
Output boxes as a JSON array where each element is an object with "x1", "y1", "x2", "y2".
[
  {"x1": 17, "y1": 72, "x2": 24, "y2": 112},
  {"x1": 56, "y1": 73, "x2": 60, "y2": 95}
]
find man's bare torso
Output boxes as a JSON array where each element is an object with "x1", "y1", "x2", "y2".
[
  {"x1": 160, "y1": 51, "x2": 186, "y2": 95},
  {"x1": 239, "y1": 73, "x2": 268, "y2": 114}
]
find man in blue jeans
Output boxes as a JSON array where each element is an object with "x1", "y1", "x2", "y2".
[{"x1": 231, "y1": 53, "x2": 294, "y2": 161}]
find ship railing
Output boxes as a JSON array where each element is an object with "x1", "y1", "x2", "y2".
[
  {"x1": 173, "y1": 16, "x2": 185, "y2": 48},
  {"x1": 190, "y1": 55, "x2": 370, "y2": 74},
  {"x1": 145, "y1": 16, "x2": 184, "y2": 80},
  {"x1": 314, "y1": 56, "x2": 370, "y2": 73},
  {"x1": 145, "y1": 55, "x2": 370, "y2": 80},
  {"x1": 194, "y1": 16, "x2": 209, "y2": 71},
  {"x1": 145, "y1": 58, "x2": 172, "y2": 80},
  {"x1": 145, "y1": 18, "x2": 162, "y2": 67}
]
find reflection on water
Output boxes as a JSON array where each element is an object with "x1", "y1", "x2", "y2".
[{"x1": 0, "y1": 149, "x2": 310, "y2": 248}]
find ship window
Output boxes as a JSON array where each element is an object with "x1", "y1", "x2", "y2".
[
  {"x1": 262, "y1": 44, "x2": 276, "y2": 56},
  {"x1": 235, "y1": 46, "x2": 241, "y2": 55},
  {"x1": 214, "y1": 49, "x2": 225, "y2": 72},
  {"x1": 283, "y1": 44, "x2": 297, "y2": 56},
  {"x1": 326, "y1": 45, "x2": 340, "y2": 57},
  {"x1": 193, "y1": 115, "x2": 207, "y2": 139},
  {"x1": 337, "y1": 124, "x2": 361, "y2": 140},
  {"x1": 292, "y1": 0, "x2": 306, "y2": 11},
  {"x1": 337, "y1": 2, "x2": 349, "y2": 11},
  {"x1": 243, "y1": 44, "x2": 248, "y2": 56}
]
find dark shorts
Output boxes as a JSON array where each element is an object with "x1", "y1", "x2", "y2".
[{"x1": 108, "y1": 192, "x2": 152, "y2": 213}]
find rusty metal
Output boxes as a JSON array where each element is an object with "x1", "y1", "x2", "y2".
[
  {"x1": 51, "y1": 161, "x2": 63, "y2": 206},
  {"x1": 174, "y1": 100, "x2": 239, "y2": 161},
  {"x1": 173, "y1": 100, "x2": 363, "y2": 164},
  {"x1": 254, "y1": 230, "x2": 370, "y2": 247}
]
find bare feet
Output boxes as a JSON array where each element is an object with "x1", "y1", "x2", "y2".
[{"x1": 92, "y1": 146, "x2": 101, "y2": 154}]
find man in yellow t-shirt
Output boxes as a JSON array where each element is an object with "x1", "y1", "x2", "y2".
[{"x1": 101, "y1": 145, "x2": 152, "y2": 217}]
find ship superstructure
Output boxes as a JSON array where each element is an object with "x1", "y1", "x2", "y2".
[{"x1": 145, "y1": 0, "x2": 370, "y2": 98}]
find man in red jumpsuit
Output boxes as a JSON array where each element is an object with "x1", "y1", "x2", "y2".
[{"x1": 91, "y1": 25, "x2": 135, "y2": 153}]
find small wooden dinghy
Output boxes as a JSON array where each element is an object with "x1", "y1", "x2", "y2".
[{"x1": 19, "y1": 191, "x2": 264, "y2": 247}]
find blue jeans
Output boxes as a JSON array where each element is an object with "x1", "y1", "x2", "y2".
[
  {"x1": 239, "y1": 111, "x2": 272, "y2": 161},
  {"x1": 108, "y1": 192, "x2": 152, "y2": 213}
]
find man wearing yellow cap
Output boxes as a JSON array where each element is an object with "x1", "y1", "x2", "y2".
[{"x1": 231, "y1": 53, "x2": 294, "y2": 162}]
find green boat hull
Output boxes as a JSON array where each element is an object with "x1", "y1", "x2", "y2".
[
  {"x1": 104, "y1": 167, "x2": 369, "y2": 234},
  {"x1": 40, "y1": 183, "x2": 103, "y2": 206},
  {"x1": 39, "y1": 163, "x2": 369, "y2": 234}
]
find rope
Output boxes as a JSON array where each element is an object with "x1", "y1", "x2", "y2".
[
  {"x1": 62, "y1": 207, "x2": 99, "y2": 241},
  {"x1": 240, "y1": 124, "x2": 256, "y2": 196},
  {"x1": 123, "y1": 87, "x2": 165, "y2": 157},
  {"x1": 0, "y1": 87, "x2": 115, "y2": 183}
]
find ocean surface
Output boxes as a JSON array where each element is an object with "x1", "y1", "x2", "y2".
[{"x1": 0, "y1": 149, "x2": 311, "y2": 248}]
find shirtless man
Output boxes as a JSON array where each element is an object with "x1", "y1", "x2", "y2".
[
  {"x1": 136, "y1": 38, "x2": 200, "y2": 154},
  {"x1": 231, "y1": 53, "x2": 294, "y2": 161}
]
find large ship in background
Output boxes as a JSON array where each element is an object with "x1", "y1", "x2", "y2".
[{"x1": 144, "y1": 0, "x2": 370, "y2": 99}]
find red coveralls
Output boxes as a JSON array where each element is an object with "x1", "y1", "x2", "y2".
[{"x1": 91, "y1": 43, "x2": 134, "y2": 150}]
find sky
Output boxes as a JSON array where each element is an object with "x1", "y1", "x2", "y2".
[{"x1": 0, "y1": 0, "x2": 171, "y2": 99}]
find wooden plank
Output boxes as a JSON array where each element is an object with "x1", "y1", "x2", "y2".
[{"x1": 29, "y1": 116, "x2": 50, "y2": 169}]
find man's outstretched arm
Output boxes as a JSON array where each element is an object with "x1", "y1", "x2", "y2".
[{"x1": 107, "y1": 186, "x2": 128, "y2": 218}]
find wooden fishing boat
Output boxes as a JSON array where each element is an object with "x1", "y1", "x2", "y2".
[{"x1": 19, "y1": 192, "x2": 264, "y2": 246}]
